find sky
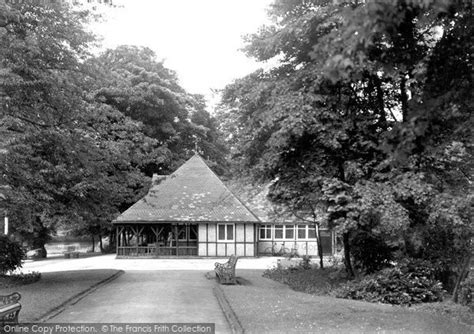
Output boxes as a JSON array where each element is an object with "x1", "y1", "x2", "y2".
[{"x1": 92, "y1": 0, "x2": 274, "y2": 106}]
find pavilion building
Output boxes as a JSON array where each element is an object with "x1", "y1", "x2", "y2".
[{"x1": 113, "y1": 154, "x2": 334, "y2": 258}]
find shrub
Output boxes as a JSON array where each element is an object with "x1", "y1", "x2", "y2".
[
  {"x1": 7, "y1": 271, "x2": 42, "y2": 285},
  {"x1": 0, "y1": 271, "x2": 42, "y2": 288},
  {"x1": 0, "y1": 236, "x2": 25, "y2": 274},
  {"x1": 335, "y1": 258, "x2": 445, "y2": 305},
  {"x1": 299, "y1": 255, "x2": 312, "y2": 270},
  {"x1": 350, "y1": 230, "x2": 394, "y2": 273},
  {"x1": 263, "y1": 266, "x2": 349, "y2": 295},
  {"x1": 327, "y1": 255, "x2": 343, "y2": 268},
  {"x1": 458, "y1": 276, "x2": 473, "y2": 307}
]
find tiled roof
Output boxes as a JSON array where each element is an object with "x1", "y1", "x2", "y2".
[{"x1": 113, "y1": 154, "x2": 260, "y2": 223}]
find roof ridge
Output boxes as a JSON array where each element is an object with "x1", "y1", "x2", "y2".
[
  {"x1": 193, "y1": 155, "x2": 262, "y2": 222},
  {"x1": 113, "y1": 154, "x2": 260, "y2": 223}
]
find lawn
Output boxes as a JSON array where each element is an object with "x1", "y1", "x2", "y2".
[
  {"x1": 217, "y1": 268, "x2": 473, "y2": 333},
  {"x1": 264, "y1": 265, "x2": 474, "y2": 327},
  {"x1": 0, "y1": 269, "x2": 122, "y2": 322}
]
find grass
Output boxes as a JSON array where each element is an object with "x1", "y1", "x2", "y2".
[
  {"x1": 0, "y1": 269, "x2": 121, "y2": 322},
  {"x1": 260, "y1": 265, "x2": 474, "y2": 331},
  {"x1": 411, "y1": 300, "x2": 474, "y2": 328},
  {"x1": 218, "y1": 269, "x2": 473, "y2": 333}
]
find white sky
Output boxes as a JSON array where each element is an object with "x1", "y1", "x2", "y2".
[{"x1": 92, "y1": 0, "x2": 274, "y2": 106}]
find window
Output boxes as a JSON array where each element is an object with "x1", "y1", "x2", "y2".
[
  {"x1": 218, "y1": 223, "x2": 234, "y2": 241},
  {"x1": 259, "y1": 225, "x2": 272, "y2": 240},
  {"x1": 285, "y1": 225, "x2": 294, "y2": 239},
  {"x1": 260, "y1": 225, "x2": 296, "y2": 240},
  {"x1": 297, "y1": 224, "x2": 317, "y2": 240},
  {"x1": 274, "y1": 225, "x2": 284, "y2": 239},
  {"x1": 297, "y1": 225, "x2": 306, "y2": 239}
]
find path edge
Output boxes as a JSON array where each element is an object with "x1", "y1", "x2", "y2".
[
  {"x1": 213, "y1": 283, "x2": 245, "y2": 334},
  {"x1": 36, "y1": 269, "x2": 125, "y2": 323}
]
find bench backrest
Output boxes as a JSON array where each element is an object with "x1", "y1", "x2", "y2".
[{"x1": 229, "y1": 255, "x2": 238, "y2": 267}]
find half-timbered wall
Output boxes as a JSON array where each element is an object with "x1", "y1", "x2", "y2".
[{"x1": 198, "y1": 223, "x2": 255, "y2": 257}]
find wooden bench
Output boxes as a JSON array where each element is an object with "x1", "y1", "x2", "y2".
[
  {"x1": 0, "y1": 292, "x2": 21, "y2": 325},
  {"x1": 215, "y1": 255, "x2": 238, "y2": 284}
]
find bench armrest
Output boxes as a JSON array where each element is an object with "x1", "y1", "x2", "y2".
[{"x1": 0, "y1": 293, "x2": 21, "y2": 306}]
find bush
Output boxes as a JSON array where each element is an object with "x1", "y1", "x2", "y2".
[
  {"x1": 263, "y1": 266, "x2": 349, "y2": 295},
  {"x1": 0, "y1": 271, "x2": 41, "y2": 288},
  {"x1": 350, "y1": 230, "x2": 394, "y2": 273},
  {"x1": 0, "y1": 236, "x2": 25, "y2": 274},
  {"x1": 299, "y1": 255, "x2": 312, "y2": 270},
  {"x1": 6, "y1": 271, "x2": 41, "y2": 285},
  {"x1": 458, "y1": 276, "x2": 473, "y2": 307},
  {"x1": 335, "y1": 258, "x2": 445, "y2": 305}
]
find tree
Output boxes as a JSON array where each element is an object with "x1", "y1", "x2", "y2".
[
  {"x1": 219, "y1": 0, "x2": 472, "y2": 283},
  {"x1": 90, "y1": 45, "x2": 228, "y2": 174},
  {"x1": 0, "y1": 1, "x2": 229, "y2": 256},
  {"x1": 0, "y1": 1, "x2": 154, "y2": 256},
  {"x1": 0, "y1": 235, "x2": 24, "y2": 274}
]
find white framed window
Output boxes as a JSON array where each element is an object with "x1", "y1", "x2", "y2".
[
  {"x1": 218, "y1": 223, "x2": 234, "y2": 241},
  {"x1": 275, "y1": 225, "x2": 296, "y2": 240},
  {"x1": 297, "y1": 224, "x2": 317, "y2": 240},
  {"x1": 297, "y1": 225, "x2": 306, "y2": 239},
  {"x1": 274, "y1": 225, "x2": 284, "y2": 239},
  {"x1": 259, "y1": 224, "x2": 272, "y2": 240},
  {"x1": 260, "y1": 224, "x2": 297, "y2": 240}
]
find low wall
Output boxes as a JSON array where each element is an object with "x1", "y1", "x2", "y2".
[{"x1": 45, "y1": 241, "x2": 99, "y2": 255}]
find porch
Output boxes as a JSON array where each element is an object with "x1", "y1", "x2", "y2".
[{"x1": 116, "y1": 223, "x2": 198, "y2": 258}]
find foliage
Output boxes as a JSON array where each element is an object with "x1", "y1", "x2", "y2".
[
  {"x1": 218, "y1": 0, "x2": 473, "y2": 286},
  {"x1": 335, "y1": 259, "x2": 445, "y2": 305},
  {"x1": 0, "y1": 235, "x2": 24, "y2": 274},
  {"x1": 299, "y1": 255, "x2": 312, "y2": 270},
  {"x1": 350, "y1": 229, "x2": 395, "y2": 274},
  {"x1": 263, "y1": 265, "x2": 349, "y2": 295},
  {"x1": 0, "y1": 1, "x2": 228, "y2": 256},
  {"x1": 1, "y1": 271, "x2": 41, "y2": 286},
  {"x1": 90, "y1": 45, "x2": 228, "y2": 174},
  {"x1": 458, "y1": 277, "x2": 473, "y2": 308}
]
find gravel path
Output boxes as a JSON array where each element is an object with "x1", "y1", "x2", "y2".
[{"x1": 48, "y1": 270, "x2": 231, "y2": 334}]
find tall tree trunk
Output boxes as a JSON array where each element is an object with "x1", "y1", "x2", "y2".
[
  {"x1": 314, "y1": 223, "x2": 324, "y2": 269},
  {"x1": 99, "y1": 234, "x2": 104, "y2": 253},
  {"x1": 109, "y1": 230, "x2": 116, "y2": 250},
  {"x1": 400, "y1": 74, "x2": 409, "y2": 122},
  {"x1": 373, "y1": 75, "x2": 387, "y2": 130},
  {"x1": 31, "y1": 238, "x2": 47, "y2": 258},
  {"x1": 343, "y1": 232, "x2": 354, "y2": 278},
  {"x1": 91, "y1": 235, "x2": 95, "y2": 253},
  {"x1": 453, "y1": 253, "x2": 471, "y2": 303},
  {"x1": 31, "y1": 219, "x2": 48, "y2": 258}
]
